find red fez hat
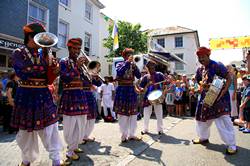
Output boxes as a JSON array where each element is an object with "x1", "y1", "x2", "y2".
[
  {"x1": 67, "y1": 38, "x2": 82, "y2": 47},
  {"x1": 23, "y1": 22, "x2": 46, "y2": 34},
  {"x1": 122, "y1": 48, "x2": 134, "y2": 57},
  {"x1": 196, "y1": 47, "x2": 211, "y2": 56}
]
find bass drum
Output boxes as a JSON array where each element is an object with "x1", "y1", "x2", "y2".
[{"x1": 147, "y1": 90, "x2": 165, "y2": 105}]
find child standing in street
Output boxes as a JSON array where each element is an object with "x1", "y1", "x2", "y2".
[{"x1": 239, "y1": 74, "x2": 250, "y2": 133}]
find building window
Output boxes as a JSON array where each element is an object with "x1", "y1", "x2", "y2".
[
  {"x1": 60, "y1": 0, "x2": 70, "y2": 7},
  {"x1": 157, "y1": 38, "x2": 165, "y2": 48},
  {"x1": 175, "y1": 36, "x2": 183, "y2": 48},
  {"x1": 58, "y1": 21, "x2": 69, "y2": 48},
  {"x1": 175, "y1": 53, "x2": 184, "y2": 70},
  {"x1": 85, "y1": 1, "x2": 92, "y2": 21},
  {"x1": 84, "y1": 33, "x2": 91, "y2": 55},
  {"x1": 28, "y1": 3, "x2": 48, "y2": 27}
]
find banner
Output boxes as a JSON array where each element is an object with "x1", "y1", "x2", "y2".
[{"x1": 209, "y1": 36, "x2": 250, "y2": 50}]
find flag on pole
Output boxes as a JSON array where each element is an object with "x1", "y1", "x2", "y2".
[{"x1": 112, "y1": 21, "x2": 119, "y2": 50}]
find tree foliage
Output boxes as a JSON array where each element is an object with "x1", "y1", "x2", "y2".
[{"x1": 103, "y1": 21, "x2": 148, "y2": 59}]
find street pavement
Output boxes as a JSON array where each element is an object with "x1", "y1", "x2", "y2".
[{"x1": 0, "y1": 115, "x2": 249, "y2": 166}]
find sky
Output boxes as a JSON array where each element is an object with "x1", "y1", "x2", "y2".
[{"x1": 100, "y1": 0, "x2": 250, "y2": 65}]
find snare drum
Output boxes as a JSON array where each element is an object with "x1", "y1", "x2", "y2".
[{"x1": 147, "y1": 90, "x2": 165, "y2": 105}]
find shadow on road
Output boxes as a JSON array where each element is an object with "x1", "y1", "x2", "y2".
[
  {"x1": 73, "y1": 141, "x2": 112, "y2": 166},
  {"x1": 120, "y1": 139, "x2": 165, "y2": 165},
  {"x1": 0, "y1": 131, "x2": 16, "y2": 142},
  {"x1": 159, "y1": 133, "x2": 191, "y2": 145},
  {"x1": 206, "y1": 143, "x2": 250, "y2": 166},
  {"x1": 136, "y1": 146, "x2": 166, "y2": 166},
  {"x1": 80, "y1": 141, "x2": 112, "y2": 156}
]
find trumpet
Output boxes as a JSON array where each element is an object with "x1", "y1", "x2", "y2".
[
  {"x1": 78, "y1": 50, "x2": 104, "y2": 82},
  {"x1": 133, "y1": 55, "x2": 141, "y2": 63}
]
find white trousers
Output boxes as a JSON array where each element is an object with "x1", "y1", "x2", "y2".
[
  {"x1": 16, "y1": 123, "x2": 62, "y2": 162},
  {"x1": 63, "y1": 115, "x2": 87, "y2": 154},
  {"x1": 143, "y1": 104, "x2": 163, "y2": 132},
  {"x1": 229, "y1": 90, "x2": 238, "y2": 117},
  {"x1": 103, "y1": 105, "x2": 116, "y2": 119},
  {"x1": 84, "y1": 119, "x2": 95, "y2": 139},
  {"x1": 118, "y1": 114, "x2": 137, "y2": 138},
  {"x1": 196, "y1": 115, "x2": 236, "y2": 146}
]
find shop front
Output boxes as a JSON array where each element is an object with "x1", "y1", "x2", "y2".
[{"x1": 0, "y1": 33, "x2": 23, "y2": 73}]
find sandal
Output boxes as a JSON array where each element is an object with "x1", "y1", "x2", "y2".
[
  {"x1": 128, "y1": 136, "x2": 142, "y2": 141},
  {"x1": 226, "y1": 147, "x2": 237, "y2": 155},
  {"x1": 121, "y1": 138, "x2": 128, "y2": 143},
  {"x1": 84, "y1": 137, "x2": 95, "y2": 142},
  {"x1": 192, "y1": 138, "x2": 209, "y2": 144}
]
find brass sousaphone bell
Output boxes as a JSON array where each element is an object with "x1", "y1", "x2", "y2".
[{"x1": 34, "y1": 32, "x2": 58, "y2": 48}]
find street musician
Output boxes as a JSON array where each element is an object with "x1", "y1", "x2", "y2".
[
  {"x1": 11, "y1": 22, "x2": 66, "y2": 166},
  {"x1": 113, "y1": 48, "x2": 142, "y2": 143},
  {"x1": 139, "y1": 60, "x2": 166, "y2": 135},
  {"x1": 192, "y1": 46, "x2": 237, "y2": 155},
  {"x1": 58, "y1": 38, "x2": 101, "y2": 161}
]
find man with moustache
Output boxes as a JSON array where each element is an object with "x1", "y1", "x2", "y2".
[
  {"x1": 192, "y1": 47, "x2": 237, "y2": 155},
  {"x1": 58, "y1": 38, "x2": 89, "y2": 161}
]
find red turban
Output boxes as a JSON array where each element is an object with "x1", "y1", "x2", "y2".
[
  {"x1": 122, "y1": 48, "x2": 134, "y2": 57},
  {"x1": 196, "y1": 47, "x2": 211, "y2": 56},
  {"x1": 23, "y1": 22, "x2": 46, "y2": 34},
  {"x1": 67, "y1": 38, "x2": 82, "y2": 47}
]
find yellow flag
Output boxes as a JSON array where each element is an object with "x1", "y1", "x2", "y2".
[{"x1": 112, "y1": 21, "x2": 119, "y2": 50}]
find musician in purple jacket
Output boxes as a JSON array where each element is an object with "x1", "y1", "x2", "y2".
[
  {"x1": 114, "y1": 48, "x2": 141, "y2": 142},
  {"x1": 58, "y1": 38, "x2": 89, "y2": 161},
  {"x1": 11, "y1": 23, "x2": 66, "y2": 166},
  {"x1": 192, "y1": 47, "x2": 237, "y2": 155},
  {"x1": 139, "y1": 60, "x2": 165, "y2": 135}
]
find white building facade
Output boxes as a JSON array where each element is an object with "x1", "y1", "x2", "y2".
[
  {"x1": 57, "y1": 0, "x2": 105, "y2": 63},
  {"x1": 148, "y1": 26, "x2": 200, "y2": 76},
  {"x1": 98, "y1": 13, "x2": 113, "y2": 77}
]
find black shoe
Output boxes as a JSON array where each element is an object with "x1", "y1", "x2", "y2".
[
  {"x1": 141, "y1": 131, "x2": 148, "y2": 135},
  {"x1": 158, "y1": 131, "x2": 163, "y2": 135},
  {"x1": 192, "y1": 138, "x2": 209, "y2": 144}
]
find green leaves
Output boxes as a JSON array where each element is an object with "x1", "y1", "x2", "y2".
[{"x1": 103, "y1": 21, "x2": 148, "y2": 59}]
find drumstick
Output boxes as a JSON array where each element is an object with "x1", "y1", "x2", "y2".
[{"x1": 152, "y1": 80, "x2": 167, "y2": 85}]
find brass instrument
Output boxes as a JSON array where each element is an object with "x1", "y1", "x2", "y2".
[
  {"x1": 133, "y1": 55, "x2": 141, "y2": 63},
  {"x1": 33, "y1": 32, "x2": 59, "y2": 84},
  {"x1": 79, "y1": 50, "x2": 104, "y2": 82},
  {"x1": 34, "y1": 32, "x2": 58, "y2": 48},
  {"x1": 34, "y1": 32, "x2": 58, "y2": 65}
]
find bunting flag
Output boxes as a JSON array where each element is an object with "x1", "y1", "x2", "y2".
[{"x1": 112, "y1": 21, "x2": 119, "y2": 50}]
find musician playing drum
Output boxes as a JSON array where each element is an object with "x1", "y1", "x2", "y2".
[
  {"x1": 58, "y1": 38, "x2": 99, "y2": 161},
  {"x1": 192, "y1": 46, "x2": 237, "y2": 155},
  {"x1": 11, "y1": 23, "x2": 67, "y2": 166},
  {"x1": 139, "y1": 60, "x2": 166, "y2": 135},
  {"x1": 113, "y1": 48, "x2": 142, "y2": 143}
]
